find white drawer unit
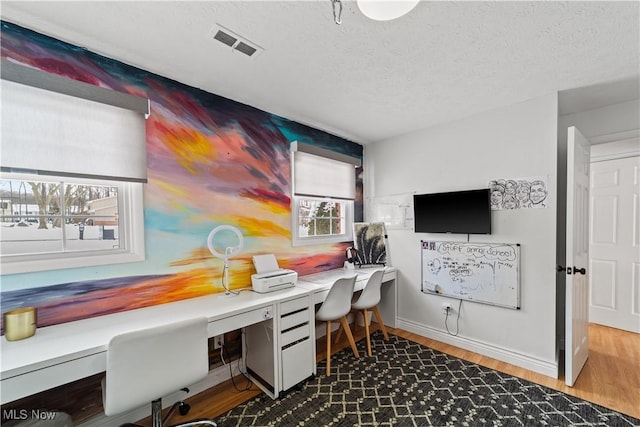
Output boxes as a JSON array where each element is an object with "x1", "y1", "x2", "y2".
[
  {"x1": 279, "y1": 294, "x2": 314, "y2": 391},
  {"x1": 245, "y1": 293, "x2": 314, "y2": 396}
]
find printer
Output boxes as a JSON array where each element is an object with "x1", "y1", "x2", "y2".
[
  {"x1": 251, "y1": 254, "x2": 297, "y2": 293},
  {"x1": 251, "y1": 269, "x2": 298, "y2": 293}
]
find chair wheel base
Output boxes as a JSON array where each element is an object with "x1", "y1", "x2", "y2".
[{"x1": 178, "y1": 402, "x2": 190, "y2": 416}]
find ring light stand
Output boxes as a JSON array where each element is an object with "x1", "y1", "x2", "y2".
[{"x1": 207, "y1": 225, "x2": 244, "y2": 297}]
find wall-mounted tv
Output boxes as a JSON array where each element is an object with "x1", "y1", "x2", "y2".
[{"x1": 413, "y1": 189, "x2": 491, "y2": 234}]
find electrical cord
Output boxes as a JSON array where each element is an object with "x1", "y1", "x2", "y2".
[
  {"x1": 219, "y1": 345, "x2": 227, "y2": 365},
  {"x1": 444, "y1": 299, "x2": 463, "y2": 336},
  {"x1": 222, "y1": 331, "x2": 253, "y2": 392}
]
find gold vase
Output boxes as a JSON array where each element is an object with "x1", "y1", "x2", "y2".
[{"x1": 4, "y1": 307, "x2": 37, "y2": 341}]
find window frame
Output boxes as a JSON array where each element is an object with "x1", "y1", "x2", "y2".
[
  {"x1": 0, "y1": 173, "x2": 145, "y2": 274},
  {"x1": 291, "y1": 195, "x2": 354, "y2": 247},
  {"x1": 290, "y1": 141, "x2": 360, "y2": 247}
]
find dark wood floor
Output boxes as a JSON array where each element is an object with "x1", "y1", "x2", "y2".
[{"x1": 144, "y1": 322, "x2": 640, "y2": 425}]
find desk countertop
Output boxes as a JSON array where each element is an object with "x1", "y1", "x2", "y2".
[
  {"x1": 298, "y1": 266, "x2": 395, "y2": 290},
  {"x1": 0, "y1": 267, "x2": 397, "y2": 405},
  {"x1": 0, "y1": 285, "x2": 309, "y2": 381}
]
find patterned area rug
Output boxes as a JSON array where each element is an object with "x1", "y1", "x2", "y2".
[{"x1": 217, "y1": 333, "x2": 639, "y2": 426}]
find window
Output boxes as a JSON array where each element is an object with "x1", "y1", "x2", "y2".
[
  {"x1": 293, "y1": 196, "x2": 353, "y2": 243},
  {"x1": 0, "y1": 174, "x2": 144, "y2": 274},
  {"x1": 291, "y1": 142, "x2": 360, "y2": 246},
  {"x1": 0, "y1": 60, "x2": 148, "y2": 273}
]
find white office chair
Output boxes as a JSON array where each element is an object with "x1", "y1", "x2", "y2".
[
  {"x1": 102, "y1": 317, "x2": 217, "y2": 427},
  {"x1": 315, "y1": 275, "x2": 360, "y2": 376},
  {"x1": 337, "y1": 269, "x2": 389, "y2": 357}
]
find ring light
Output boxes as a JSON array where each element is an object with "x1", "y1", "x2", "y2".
[
  {"x1": 207, "y1": 225, "x2": 244, "y2": 260},
  {"x1": 207, "y1": 225, "x2": 244, "y2": 296}
]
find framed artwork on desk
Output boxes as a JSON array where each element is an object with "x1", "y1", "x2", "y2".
[{"x1": 352, "y1": 222, "x2": 387, "y2": 266}]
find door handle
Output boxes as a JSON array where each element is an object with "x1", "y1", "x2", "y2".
[
  {"x1": 557, "y1": 265, "x2": 585, "y2": 275},
  {"x1": 573, "y1": 267, "x2": 586, "y2": 275},
  {"x1": 558, "y1": 265, "x2": 572, "y2": 274}
]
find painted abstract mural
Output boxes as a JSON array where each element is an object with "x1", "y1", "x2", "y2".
[{"x1": 0, "y1": 21, "x2": 363, "y2": 328}]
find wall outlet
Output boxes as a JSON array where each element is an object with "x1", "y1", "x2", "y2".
[
  {"x1": 263, "y1": 307, "x2": 272, "y2": 319},
  {"x1": 441, "y1": 302, "x2": 453, "y2": 314},
  {"x1": 213, "y1": 334, "x2": 224, "y2": 349}
]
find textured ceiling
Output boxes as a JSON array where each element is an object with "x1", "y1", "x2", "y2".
[{"x1": 1, "y1": 1, "x2": 639, "y2": 144}]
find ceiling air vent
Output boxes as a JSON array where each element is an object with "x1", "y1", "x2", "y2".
[
  {"x1": 211, "y1": 25, "x2": 263, "y2": 58},
  {"x1": 213, "y1": 30, "x2": 237, "y2": 48},
  {"x1": 234, "y1": 41, "x2": 257, "y2": 57}
]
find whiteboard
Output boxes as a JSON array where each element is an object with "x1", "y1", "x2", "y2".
[
  {"x1": 367, "y1": 192, "x2": 414, "y2": 230},
  {"x1": 421, "y1": 240, "x2": 520, "y2": 309}
]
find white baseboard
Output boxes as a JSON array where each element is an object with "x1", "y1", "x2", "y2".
[
  {"x1": 397, "y1": 317, "x2": 558, "y2": 378},
  {"x1": 78, "y1": 363, "x2": 234, "y2": 426}
]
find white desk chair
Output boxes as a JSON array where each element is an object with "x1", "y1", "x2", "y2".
[
  {"x1": 337, "y1": 269, "x2": 390, "y2": 357},
  {"x1": 315, "y1": 275, "x2": 360, "y2": 376},
  {"x1": 102, "y1": 317, "x2": 217, "y2": 427}
]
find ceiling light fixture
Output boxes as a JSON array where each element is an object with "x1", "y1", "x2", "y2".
[
  {"x1": 331, "y1": 0, "x2": 343, "y2": 25},
  {"x1": 331, "y1": 0, "x2": 419, "y2": 25},
  {"x1": 357, "y1": 0, "x2": 420, "y2": 21}
]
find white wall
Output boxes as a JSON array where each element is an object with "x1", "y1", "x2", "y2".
[{"x1": 365, "y1": 93, "x2": 559, "y2": 377}]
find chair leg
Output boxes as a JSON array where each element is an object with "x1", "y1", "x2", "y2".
[
  {"x1": 339, "y1": 316, "x2": 359, "y2": 359},
  {"x1": 372, "y1": 305, "x2": 389, "y2": 340},
  {"x1": 334, "y1": 320, "x2": 344, "y2": 344},
  {"x1": 326, "y1": 321, "x2": 332, "y2": 376},
  {"x1": 362, "y1": 308, "x2": 372, "y2": 357}
]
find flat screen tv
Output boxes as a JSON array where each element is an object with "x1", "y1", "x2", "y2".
[{"x1": 413, "y1": 189, "x2": 491, "y2": 234}]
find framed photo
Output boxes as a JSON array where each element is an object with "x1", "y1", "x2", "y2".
[{"x1": 352, "y1": 222, "x2": 387, "y2": 266}]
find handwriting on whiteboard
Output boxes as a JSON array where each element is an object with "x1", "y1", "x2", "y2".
[
  {"x1": 435, "y1": 242, "x2": 517, "y2": 262},
  {"x1": 421, "y1": 240, "x2": 520, "y2": 309}
]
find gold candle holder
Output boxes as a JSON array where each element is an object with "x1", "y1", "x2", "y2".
[{"x1": 4, "y1": 307, "x2": 37, "y2": 341}]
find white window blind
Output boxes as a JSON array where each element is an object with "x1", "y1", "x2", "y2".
[
  {"x1": 1, "y1": 62, "x2": 148, "y2": 182},
  {"x1": 291, "y1": 141, "x2": 360, "y2": 200}
]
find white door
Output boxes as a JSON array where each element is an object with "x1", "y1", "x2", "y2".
[
  {"x1": 589, "y1": 155, "x2": 640, "y2": 332},
  {"x1": 565, "y1": 126, "x2": 590, "y2": 387}
]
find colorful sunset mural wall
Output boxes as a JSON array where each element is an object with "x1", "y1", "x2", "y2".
[{"x1": 0, "y1": 21, "x2": 363, "y2": 328}]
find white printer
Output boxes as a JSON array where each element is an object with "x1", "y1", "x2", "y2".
[{"x1": 251, "y1": 254, "x2": 297, "y2": 293}]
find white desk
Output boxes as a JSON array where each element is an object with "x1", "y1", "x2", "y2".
[
  {"x1": 0, "y1": 285, "x2": 311, "y2": 405},
  {"x1": 298, "y1": 266, "x2": 397, "y2": 328},
  {"x1": 0, "y1": 267, "x2": 398, "y2": 406}
]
